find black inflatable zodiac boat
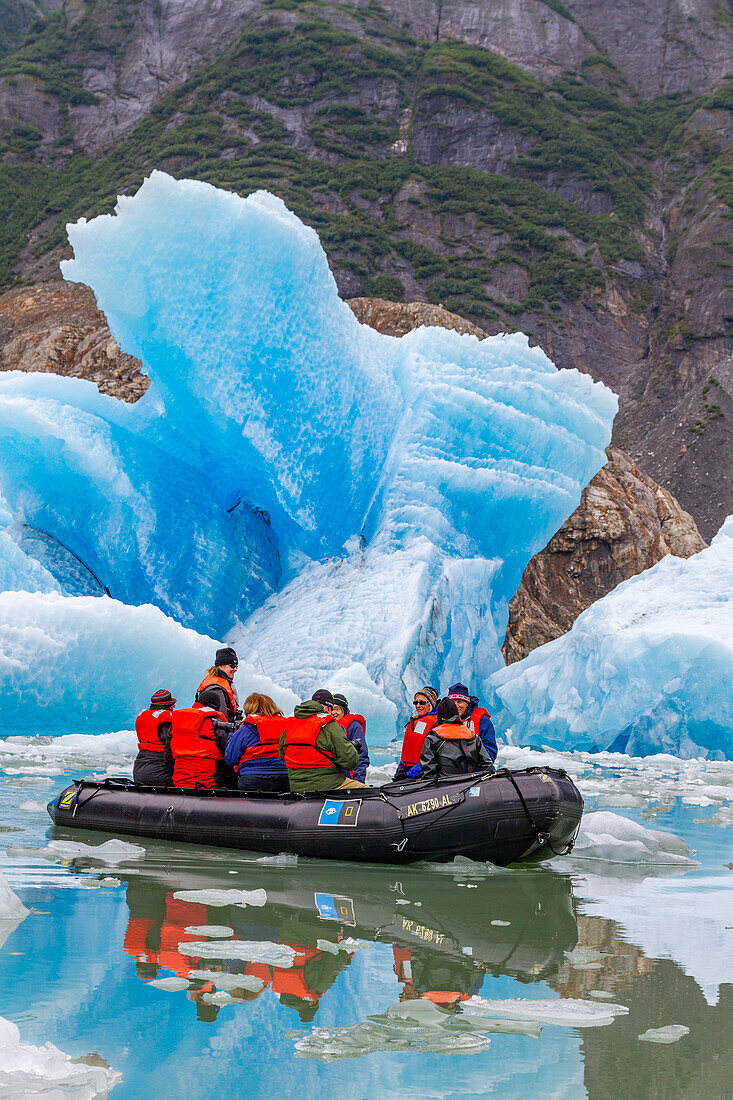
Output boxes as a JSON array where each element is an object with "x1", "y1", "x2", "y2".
[{"x1": 49, "y1": 766, "x2": 583, "y2": 866}]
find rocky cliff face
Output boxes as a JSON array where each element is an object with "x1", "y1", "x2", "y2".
[
  {"x1": 0, "y1": 281, "x2": 147, "y2": 399},
  {"x1": 502, "y1": 445, "x2": 706, "y2": 663},
  {"x1": 1, "y1": 0, "x2": 733, "y2": 539}
]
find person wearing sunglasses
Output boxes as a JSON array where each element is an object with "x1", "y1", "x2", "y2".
[
  {"x1": 394, "y1": 687, "x2": 439, "y2": 781},
  {"x1": 195, "y1": 647, "x2": 241, "y2": 726}
]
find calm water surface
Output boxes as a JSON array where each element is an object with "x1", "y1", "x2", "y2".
[{"x1": 1, "y1": 739, "x2": 732, "y2": 1099}]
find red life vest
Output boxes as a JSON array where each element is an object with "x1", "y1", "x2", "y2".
[
  {"x1": 272, "y1": 945, "x2": 322, "y2": 1002},
  {"x1": 169, "y1": 706, "x2": 225, "y2": 789},
  {"x1": 283, "y1": 714, "x2": 335, "y2": 770},
  {"x1": 337, "y1": 712, "x2": 366, "y2": 734},
  {"x1": 123, "y1": 917, "x2": 158, "y2": 967},
  {"x1": 135, "y1": 708, "x2": 173, "y2": 753},
  {"x1": 400, "y1": 713, "x2": 438, "y2": 767},
  {"x1": 466, "y1": 706, "x2": 490, "y2": 738},
  {"x1": 237, "y1": 714, "x2": 288, "y2": 771},
  {"x1": 197, "y1": 672, "x2": 238, "y2": 718}
]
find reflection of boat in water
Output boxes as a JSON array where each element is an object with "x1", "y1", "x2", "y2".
[
  {"x1": 115, "y1": 855, "x2": 579, "y2": 1021},
  {"x1": 49, "y1": 766, "x2": 582, "y2": 865}
]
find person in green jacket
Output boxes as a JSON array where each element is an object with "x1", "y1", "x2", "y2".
[{"x1": 278, "y1": 693, "x2": 368, "y2": 793}]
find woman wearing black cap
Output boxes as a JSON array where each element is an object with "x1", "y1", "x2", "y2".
[
  {"x1": 133, "y1": 689, "x2": 176, "y2": 786},
  {"x1": 195, "y1": 647, "x2": 241, "y2": 725}
]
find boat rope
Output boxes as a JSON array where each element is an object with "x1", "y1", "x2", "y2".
[
  {"x1": 502, "y1": 770, "x2": 578, "y2": 857},
  {"x1": 381, "y1": 770, "x2": 496, "y2": 852}
]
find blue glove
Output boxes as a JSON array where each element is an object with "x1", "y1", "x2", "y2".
[{"x1": 407, "y1": 763, "x2": 421, "y2": 779}]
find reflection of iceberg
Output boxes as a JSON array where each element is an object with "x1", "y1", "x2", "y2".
[
  {"x1": 492, "y1": 517, "x2": 733, "y2": 758},
  {"x1": 0, "y1": 172, "x2": 616, "y2": 735},
  {"x1": 0, "y1": 1016, "x2": 121, "y2": 1099}
]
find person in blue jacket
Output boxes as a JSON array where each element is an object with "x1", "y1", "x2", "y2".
[
  {"x1": 224, "y1": 692, "x2": 289, "y2": 793},
  {"x1": 447, "y1": 683, "x2": 497, "y2": 762},
  {"x1": 329, "y1": 692, "x2": 370, "y2": 784}
]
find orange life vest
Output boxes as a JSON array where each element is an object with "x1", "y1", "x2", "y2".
[
  {"x1": 272, "y1": 945, "x2": 322, "y2": 1002},
  {"x1": 196, "y1": 672, "x2": 238, "y2": 718},
  {"x1": 466, "y1": 706, "x2": 490, "y2": 738},
  {"x1": 421, "y1": 990, "x2": 469, "y2": 1004},
  {"x1": 135, "y1": 708, "x2": 173, "y2": 753},
  {"x1": 237, "y1": 714, "x2": 288, "y2": 770},
  {"x1": 169, "y1": 706, "x2": 225, "y2": 789},
  {"x1": 431, "y1": 721, "x2": 476, "y2": 740},
  {"x1": 400, "y1": 713, "x2": 438, "y2": 767},
  {"x1": 283, "y1": 714, "x2": 335, "y2": 770}
]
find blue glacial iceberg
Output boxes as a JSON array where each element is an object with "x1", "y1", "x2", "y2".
[
  {"x1": 491, "y1": 517, "x2": 733, "y2": 758},
  {"x1": 0, "y1": 171, "x2": 616, "y2": 736}
]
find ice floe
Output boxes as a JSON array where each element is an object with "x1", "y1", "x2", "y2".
[
  {"x1": 172, "y1": 889, "x2": 267, "y2": 908},
  {"x1": 569, "y1": 812, "x2": 695, "y2": 866},
  {"x1": 463, "y1": 995, "x2": 628, "y2": 1027},
  {"x1": 0, "y1": 871, "x2": 28, "y2": 920},
  {"x1": 182, "y1": 925, "x2": 233, "y2": 939},
  {"x1": 0, "y1": 1015, "x2": 121, "y2": 1098},
  {"x1": 637, "y1": 1024, "x2": 690, "y2": 1043},
  {"x1": 179, "y1": 940, "x2": 297, "y2": 967}
]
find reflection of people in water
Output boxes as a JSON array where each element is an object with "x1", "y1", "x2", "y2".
[
  {"x1": 122, "y1": 882, "x2": 355, "y2": 1022},
  {"x1": 392, "y1": 945, "x2": 486, "y2": 1006}
]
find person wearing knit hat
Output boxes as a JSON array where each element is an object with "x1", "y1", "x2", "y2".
[
  {"x1": 394, "y1": 686, "x2": 440, "y2": 781},
  {"x1": 133, "y1": 688, "x2": 177, "y2": 787},
  {"x1": 195, "y1": 648, "x2": 241, "y2": 725},
  {"x1": 416, "y1": 697, "x2": 494, "y2": 781},
  {"x1": 446, "y1": 682, "x2": 497, "y2": 763},
  {"x1": 330, "y1": 693, "x2": 370, "y2": 783}
]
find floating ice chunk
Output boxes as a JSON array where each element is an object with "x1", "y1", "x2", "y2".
[
  {"x1": 0, "y1": 872, "x2": 28, "y2": 920},
  {"x1": 201, "y1": 991, "x2": 238, "y2": 1006},
  {"x1": 638, "y1": 1025, "x2": 689, "y2": 1044},
  {"x1": 18, "y1": 801, "x2": 47, "y2": 813},
  {"x1": 46, "y1": 839, "x2": 146, "y2": 865},
  {"x1": 0, "y1": 1015, "x2": 121, "y2": 1098},
  {"x1": 491, "y1": 919, "x2": 511, "y2": 926},
  {"x1": 492, "y1": 517, "x2": 733, "y2": 759},
  {"x1": 148, "y1": 976, "x2": 189, "y2": 992},
  {"x1": 588, "y1": 990, "x2": 618, "y2": 1001},
  {"x1": 173, "y1": 889, "x2": 267, "y2": 908},
  {"x1": 183, "y1": 926, "x2": 233, "y2": 939},
  {"x1": 255, "y1": 853, "x2": 298, "y2": 867},
  {"x1": 188, "y1": 970, "x2": 265, "y2": 993},
  {"x1": 180, "y1": 941, "x2": 297, "y2": 967},
  {"x1": 569, "y1": 812, "x2": 695, "y2": 866},
  {"x1": 463, "y1": 996, "x2": 628, "y2": 1027},
  {"x1": 316, "y1": 939, "x2": 341, "y2": 955}
]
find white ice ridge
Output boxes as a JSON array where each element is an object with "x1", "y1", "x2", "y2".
[
  {"x1": 0, "y1": 171, "x2": 616, "y2": 737},
  {"x1": 0, "y1": 871, "x2": 28, "y2": 920},
  {"x1": 0, "y1": 1015, "x2": 121, "y2": 1099},
  {"x1": 492, "y1": 515, "x2": 733, "y2": 758}
]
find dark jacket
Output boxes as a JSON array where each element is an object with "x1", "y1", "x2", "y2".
[
  {"x1": 418, "y1": 719, "x2": 494, "y2": 781},
  {"x1": 278, "y1": 700, "x2": 359, "y2": 792},
  {"x1": 133, "y1": 715, "x2": 173, "y2": 787},
  {"x1": 467, "y1": 698, "x2": 498, "y2": 762}
]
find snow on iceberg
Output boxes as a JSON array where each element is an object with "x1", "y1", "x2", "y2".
[
  {"x1": 0, "y1": 590, "x2": 295, "y2": 735},
  {"x1": 0, "y1": 172, "x2": 616, "y2": 735},
  {"x1": 491, "y1": 516, "x2": 733, "y2": 758}
]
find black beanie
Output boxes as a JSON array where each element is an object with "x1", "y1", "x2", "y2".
[
  {"x1": 436, "y1": 698, "x2": 460, "y2": 723},
  {"x1": 215, "y1": 647, "x2": 238, "y2": 668},
  {"x1": 312, "y1": 688, "x2": 334, "y2": 706},
  {"x1": 331, "y1": 693, "x2": 349, "y2": 714}
]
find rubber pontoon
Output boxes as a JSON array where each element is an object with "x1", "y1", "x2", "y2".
[{"x1": 49, "y1": 765, "x2": 582, "y2": 865}]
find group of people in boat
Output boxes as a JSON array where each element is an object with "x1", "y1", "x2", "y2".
[{"x1": 132, "y1": 646, "x2": 498, "y2": 793}]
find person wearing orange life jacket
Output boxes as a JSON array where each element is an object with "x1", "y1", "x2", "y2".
[
  {"x1": 330, "y1": 692, "x2": 370, "y2": 783},
  {"x1": 224, "y1": 692, "x2": 289, "y2": 793},
  {"x1": 132, "y1": 688, "x2": 176, "y2": 787},
  {"x1": 394, "y1": 687, "x2": 439, "y2": 781},
  {"x1": 418, "y1": 698, "x2": 494, "y2": 781},
  {"x1": 278, "y1": 690, "x2": 367, "y2": 793},
  {"x1": 169, "y1": 703, "x2": 235, "y2": 789},
  {"x1": 447, "y1": 682, "x2": 497, "y2": 762},
  {"x1": 195, "y1": 647, "x2": 241, "y2": 726}
]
